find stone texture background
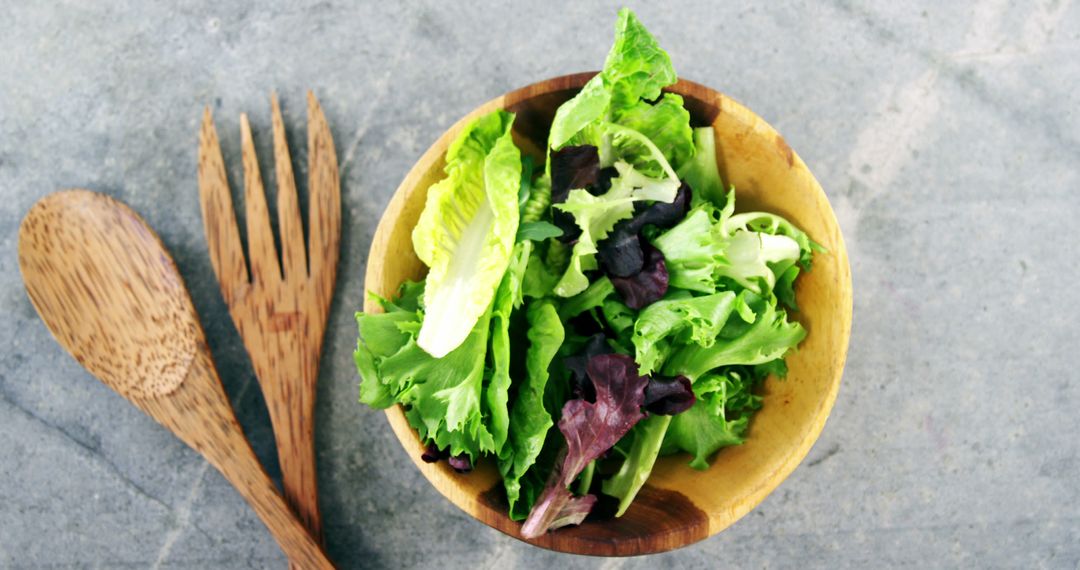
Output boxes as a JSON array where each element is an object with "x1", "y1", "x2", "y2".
[{"x1": 2, "y1": 1, "x2": 1078, "y2": 568}]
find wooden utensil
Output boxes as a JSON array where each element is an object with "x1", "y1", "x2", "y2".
[
  {"x1": 197, "y1": 92, "x2": 340, "y2": 547},
  {"x1": 364, "y1": 73, "x2": 853, "y2": 556},
  {"x1": 18, "y1": 189, "x2": 334, "y2": 569}
]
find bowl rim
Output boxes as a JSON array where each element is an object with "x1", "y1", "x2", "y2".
[{"x1": 363, "y1": 72, "x2": 853, "y2": 556}]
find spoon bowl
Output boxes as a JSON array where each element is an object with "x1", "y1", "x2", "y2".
[
  {"x1": 364, "y1": 74, "x2": 853, "y2": 556},
  {"x1": 19, "y1": 189, "x2": 333, "y2": 568}
]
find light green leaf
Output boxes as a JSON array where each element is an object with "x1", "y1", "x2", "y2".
[
  {"x1": 412, "y1": 110, "x2": 521, "y2": 357},
  {"x1": 614, "y1": 93, "x2": 694, "y2": 171},
  {"x1": 548, "y1": 7, "x2": 676, "y2": 150},
  {"x1": 652, "y1": 205, "x2": 726, "y2": 293},
  {"x1": 550, "y1": 74, "x2": 611, "y2": 151},
  {"x1": 677, "y1": 127, "x2": 725, "y2": 206},
  {"x1": 603, "y1": 8, "x2": 677, "y2": 112}
]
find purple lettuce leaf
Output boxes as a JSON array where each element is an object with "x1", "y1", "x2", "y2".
[
  {"x1": 562, "y1": 334, "x2": 613, "y2": 402},
  {"x1": 551, "y1": 145, "x2": 600, "y2": 199},
  {"x1": 448, "y1": 454, "x2": 473, "y2": 473},
  {"x1": 420, "y1": 442, "x2": 473, "y2": 472},
  {"x1": 550, "y1": 145, "x2": 600, "y2": 243},
  {"x1": 643, "y1": 374, "x2": 695, "y2": 415},
  {"x1": 610, "y1": 244, "x2": 669, "y2": 309},
  {"x1": 597, "y1": 183, "x2": 691, "y2": 278},
  {"x1": 520, "y1": 354, "x2": 649, "y2": 538},
  {"x1": 421, "y1": 441, "x2": 448, "y2": 463}
]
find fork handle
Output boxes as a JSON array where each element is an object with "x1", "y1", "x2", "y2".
[
  {"x1": 220, "y1": 446, "x2": 333, "y2": 570},
  {"x1": 266, "y1": 378, "x2": 323, "y2": 542}
]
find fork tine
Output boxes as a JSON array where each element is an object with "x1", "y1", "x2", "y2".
[
  {"x1": 198, "y1": 108, "x2": 249, "y2": 301},
  {"x1": 240, "y1": 113, "x2": 282, "y2": 286},
  {"x1": 305, "y1": 92, "x2": 340, "y2": 298},
  {"x1": 270, "y1": 94, "x2": 307, "y2": 280}
]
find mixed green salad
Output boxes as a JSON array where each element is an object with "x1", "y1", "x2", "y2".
[{"x1": 355, "y1": 8, "x2": 819, "y2": 537}]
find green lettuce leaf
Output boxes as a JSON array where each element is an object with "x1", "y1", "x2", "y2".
[
  {"x1": 549, "y1": 8, "x2": 676, "y2": 150},
  {"x1": 521, "y1": 170, "x2": 551, "y2": 225},
  {"x1": 374, "y1": 306, "x2": 497, "y2": 461},
  {"x1": 558, "y1": 276, "x2": 614, "y2": 320},
  {"x1": 677, "y1": 127, "x2": 725, "y2": 206},
  {"x1": 632, "y1": 290, "x2": 743, "y2": 375},
  {"x1": 613, "y1": 93, "x2": 694, "y2": 171},
  {"x1": 662, "y1": 292, "x2": 806, "y2": 381},
  {"x1": 601, "y1": 414, "x2": 672, "y2": 516},
  {"x1": 601, "y1": 298, "x2": 636, "y2": 342},
  {"x1": 602, "y1": 8, "x2": 677, "y2": 114},
  {"x1": 724, "y1": 210, "x2": 818, "y2": 269},
  {"x1": 652, "y1": 204, "x2": 727, "y2": 293},
  {"x1": 550, "y1": 74, "x2": 611, "y2": 151},
  {"x1": 663, "y1": 369, "x2": 763, "y2": 469},
  {"x1": 719, "y1": 230, "x2": 802, "y2": 294},
  {"x1": 355, "y1": 281, "x2": 427, "y2": 408},
  {"x1": 654, "y1": 188, "x2": 815, "y2": 295},
  {"x1": 523, "y1": 244, "x2": 559, "y2": 299},
  {"x1": 500, "y1": 301, "x2": 565, "y2": 520},
  {"x1": 486, "y1": 242, "x2": 531, "y2": 452},
  {"x1": 412, "y1": 110, "x2": 522, "y2": 357},
  {"x1": 774, "y1": 265, "x2": 800, "y2": 311},
  {"x1": 516, "y1": 221, "x2": 563, "y2": 242},
  {"x1": 354, "y1": 273, "x2": 520, "y2": 462}
]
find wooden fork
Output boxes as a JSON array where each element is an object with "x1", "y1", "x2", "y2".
[{"x1": 197, "y1": 92, "x2": 340, "y2": 553}]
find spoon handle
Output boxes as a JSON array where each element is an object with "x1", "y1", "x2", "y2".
[{"x1": 144, "y1": 350, "x2": 334, "y2": 569}]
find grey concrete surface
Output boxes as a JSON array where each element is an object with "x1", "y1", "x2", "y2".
[{"x1": 2, "y1": 1, "x2": 1078, "y2": 568}]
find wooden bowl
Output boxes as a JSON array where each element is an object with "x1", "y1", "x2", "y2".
[{"x1": 363, "y1": 73, "x2": 852, "y2": 556}]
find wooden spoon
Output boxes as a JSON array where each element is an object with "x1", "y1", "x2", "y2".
[{"x1": 18, "y1": 189, "x2": 334, "y2": 569}]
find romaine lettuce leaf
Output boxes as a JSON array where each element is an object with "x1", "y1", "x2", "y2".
[
  {"x1": 613, "y1": 94, "x2": 694, "y2": 172},
  {"x1": 677, "y1": 127, "x2": 725, "y2": 207},
  {"x1": 413, "y1": 110, "x2": 522, "y2": 357},
  {"x1": 549, "y1": 8, "x2": 676, "y2": 151},
  {"x1": 486, "y1": 241, "x2": 531, "y2": 452},
  {"x1": 602, "y1": 8, "x2": 677, "y2": 111},
  {"x1": 499, "y1": 301, "x2": 564, "y2": 520}
]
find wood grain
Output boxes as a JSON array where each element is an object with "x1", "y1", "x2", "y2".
[
  {"x1": 363, "y1": 73, "x2": 853, "y2": 556},
  {"x1": 198, "y1": 92, "x2": 340, "y2": 548},
  {"x1": 18, "y1": 190, "x2": 333, "y2": 568}
]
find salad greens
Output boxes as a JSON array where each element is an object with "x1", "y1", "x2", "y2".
[{"x1": 355, "y1": 8, "x2": 820, "y2": 537}]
